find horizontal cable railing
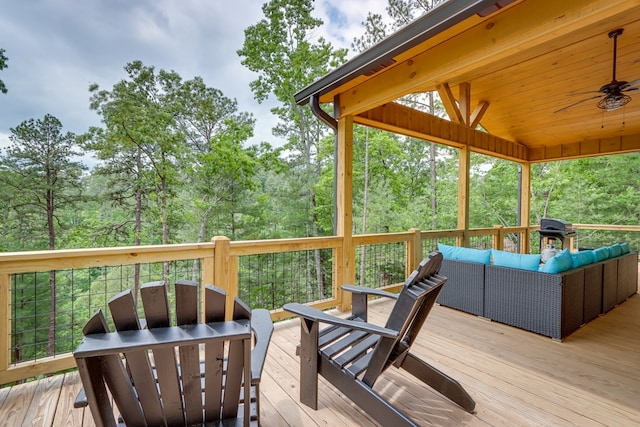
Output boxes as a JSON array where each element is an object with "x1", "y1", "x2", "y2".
[{"x1": 0, "y1": 224, "x2": 637, "y2": 385}]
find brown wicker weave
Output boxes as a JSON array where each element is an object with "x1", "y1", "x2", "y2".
[
  {"x1": 583, "y1": 263, "x2": 603, "y2": 323},
  {"x1": 438, "y1": 259, "x2": 486, "y2": 316},
  {"x1": 439, "y1": 252, "x2": 637, "y2": 341},
  {"x1": 484, "y1": 265, "x2": 584, "y2": 340}
]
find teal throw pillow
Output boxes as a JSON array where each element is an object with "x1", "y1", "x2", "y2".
[
  {"x1": 593, "y1": 247, "x2": 609, "y2": 262},
  {"x1": 608, "y1": 243, "x2": 622, "y2": 258},
  {"x1": 540, "y1": 249, "x2": 572, "y2": 273},
  {"x1": 570, "y1": 250, "x2": 594, "y2": 268},
  {"x1": 492, "y1": 249, "x2": 540, "y2": 271},
  {"x1": 620, "y1": 242, "x2": 630, "y2": 254},
  {"x1": 438, "y1": 243, "x2": 491, "y2": 264}
]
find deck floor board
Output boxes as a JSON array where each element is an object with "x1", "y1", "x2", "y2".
[{"x1": 0, "y1": 294, "x2": 638, "y2": 426}]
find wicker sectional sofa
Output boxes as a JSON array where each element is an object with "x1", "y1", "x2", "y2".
[{"x1": 437, "y1": 252, "x2": 638, "y2": 340}]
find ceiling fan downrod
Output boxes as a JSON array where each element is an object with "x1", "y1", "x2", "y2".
[{"x1": 608, "y1": 28, "x2": 623, "y2": 83}]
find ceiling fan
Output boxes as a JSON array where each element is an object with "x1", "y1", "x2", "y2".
[{"x1": 554, "y1": 28, "x2": 640, "y2": 113}]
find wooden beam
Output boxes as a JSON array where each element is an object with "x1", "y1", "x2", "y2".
[
  {"x1": 337, "y1": 0, "x2": 637, "y2": 117},
  {"x1": 436, "y1": 83, "x2": 463, "y2": 124},
  {"x1": 356, "y1": 102, "x2": 528, "y2": 162},
  {"x1": 528, "y1": 134, "x2": 640, "y2": 162},
  {"x1": 470, "y1": 100, "x2": 490, "y2": 129},
  {"x1": 459, "y1": 82, "x2": 471, "y2": 126}
]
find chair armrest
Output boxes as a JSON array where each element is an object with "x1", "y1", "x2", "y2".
[
  {"x1": 341, "y1": 285, "x2": 399, "y2": 300},
  {"x1": 74, "y1": 321, "x2": 252, "y2": 358},
  {"x1": 250, "y1": 308, "x2": 274, "y2": 385},
  {"x1": 283, "y1": 303, "x2": 398, "y2": 338}
]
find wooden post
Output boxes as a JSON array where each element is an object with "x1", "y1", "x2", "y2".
[
  {"x1": 520, "y1": 163, "x2": 531, "y2": 254},
  {"x1": 458, "y1": 145, "x2": 470, "y2": 247},
  {"x1": 201, "y1": 247, "x2": 215, "y2": 321},
  {"x1": 0, "y1": 273, "x2": 9, "y2": 376},
  {"x1": 406, "y1": 228, "x2": 423, "y2": 276},
  {"x1": 336, "y1": 114, "x2": 354, "y2": 312},
  {"x1": 212, "y1": 236, "x2": 236, "y2": 320},
  {"x1": 493, "y1": 225, "x2": 504, "y2": 250}
]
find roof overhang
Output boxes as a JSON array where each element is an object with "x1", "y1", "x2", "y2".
[
  {"x1": 294, "y1": 0, "x2": 513, "y2": 106},
  {"x1": 296, "y1": 0, "x2": 640, "y2": 163}
]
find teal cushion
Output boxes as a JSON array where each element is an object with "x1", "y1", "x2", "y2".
[
  {"x1": 492, "y1": 249, "x2": 540, "y2": 271},
  {"x1": 540, "y1": 249, "x2": 572, "y2": 273},
  {"x1": 620, "y1": 242, "x2": 630, "y2": 254},
  {"x1": 608, "y1": 243, "x2": 622, "y2": 258},
  {"x1": 438, "y1": 243, "x2": 491, "y2": 264},
  {"x1": 571, "y1": 250, "x2": 594, "y2": 268},
  {"x1": 593, "y1": 247, "x2": 609, "y2": 262}
]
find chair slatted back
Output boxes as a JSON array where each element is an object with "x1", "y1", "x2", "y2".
[
  {"x1": 362, "y1": 251, "x2": 446, "y2": 386},
  {"x1": 76, "y1": 280, "x2": 253, "y2": 427}
]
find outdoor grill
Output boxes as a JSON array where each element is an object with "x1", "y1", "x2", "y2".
[{"x1": 539, "y1": 218, "x2": 576, "y2": 252}]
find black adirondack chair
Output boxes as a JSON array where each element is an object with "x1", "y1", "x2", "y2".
[
  {"x1": 74, "y1": 280, "x2": 273, "y2": 427},
  {"x1": 283, "y1": 251, "x2": 475, "y2": 427}
]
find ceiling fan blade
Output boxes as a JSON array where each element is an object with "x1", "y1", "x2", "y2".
[
  {"x1": 621, "y1": 77, "x2": 640, "y2": 89},
  {"x1": 553, "y1": 95, "x2": 603, "y2": 113},
  {"x1": 566, "y1": 90, "x2": 601, "y2": 96}
]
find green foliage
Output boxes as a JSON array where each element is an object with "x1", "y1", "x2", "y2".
[
  {"x1": 0, "y1": 48, "x2": 7, "y2": 94},
  {"x1": 238, "y1": 0, "x2": 346, "y2": 105},
  {"x1": 0, "y1": 114, "x2": 86, "y2": 251},
  {"x1": 470, "y1": 154, "x2": 519, "y2": 228},
  {"x1": 387, "y1": 0, "x2": 447, "y2": 30},
  {"x1": 238, "y1": 0, "x2": 347, "y2": 241},
  {"x1": 530, "y1": 153, "x2": 640, "y2": 248}
]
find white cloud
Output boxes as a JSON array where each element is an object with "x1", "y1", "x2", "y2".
[
  {"x1": 0, "y1": 132, "x2": 9, "y2": 150},
  {"x1": 317, "y1": 0, "x2": 390, "y2": 53},
  {"x1": 0, "y1": 0, "x2": 388, "y2": 157}
]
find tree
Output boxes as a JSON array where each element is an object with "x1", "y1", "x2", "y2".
[
  {"x1": 172, "y1": 76, "x2": 258, "y2": 244},
  {"x1": 387, "y1": 0, "x2": 447, "y2": 30},
  {"x1": 0, "y1": 48, "x2": 7, "y2": 94},
  {"x1": 238, "y1": 0, "x2": 348, "y2": 298},
  {"x1": 0, "y1": 114, "x2": 86, "y2": 355},
  {"x1": 88, "y1": 61, "x2": 186, "y2": 291},
  {"x1": 0, "y1": 114, "x2": 86, "y2": 249},
  {"x1": 89, "y1": 61, "x2": 185, "y2": 247}
]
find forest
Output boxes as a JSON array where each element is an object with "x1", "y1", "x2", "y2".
[
  {"x1": 0, "y1": 0, "x2": 637, "y2": 255},
  {"x1": 0, "y1": 0, "x2": 639, "y2": 364}
]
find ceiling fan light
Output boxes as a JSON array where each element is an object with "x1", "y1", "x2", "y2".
[{"x1": 597, "y1": 94, "x2": 631, "y2": 111}]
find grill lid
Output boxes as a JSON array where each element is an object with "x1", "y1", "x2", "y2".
[{"x1": 540, "y1": 218, "x2": 574, "y2": 232}]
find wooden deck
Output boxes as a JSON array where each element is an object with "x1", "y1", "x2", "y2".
[{"x1": 1, "y1": 294, "x2": 638, "y2": 426}]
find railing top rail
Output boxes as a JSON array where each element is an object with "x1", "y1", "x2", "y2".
[
  {"x1": 230, "y1": 236, "x2": 342, "y2": 255},
  {"x1": 0, "y1": 242, "x2": 216, "y2": 262},
  {"x1": 573, "y1": 224, "x2": 640, "y2": 232},
  {"x1": 0, "y1": 243, "x2": 216, "y2": 274},
  {"x1": 352, "y1": 231, "x2": 413, "y2": 245}
]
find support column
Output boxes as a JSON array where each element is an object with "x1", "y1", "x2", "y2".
[
  {"x1": 458, "y1": 145, "x2": 470, "y2": 247},
  {"x1": 336, "y1": 115, "x2": 354, "y2": 312},
  {"x1": 519, "y1": 163, "x2": 531, "y2": 253}
]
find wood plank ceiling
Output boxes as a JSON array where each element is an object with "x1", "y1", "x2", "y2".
[{"x1": 316, "y1": 0, "x2": 640, "y2": 163}]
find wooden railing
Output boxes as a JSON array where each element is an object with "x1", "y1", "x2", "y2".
[{"x1": 0, "y1": 223, "x2": 637, "y2": 385}]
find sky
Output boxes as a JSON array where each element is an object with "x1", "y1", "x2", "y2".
[{"x1": 0, "y1": 0, "x2": 388, "y2": 157}]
